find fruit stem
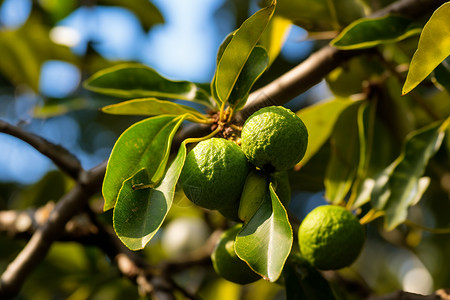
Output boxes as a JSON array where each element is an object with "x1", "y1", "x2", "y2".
[
  {"x1": 184, "y1": 127, "x2": 222, "y2": 145},
  {"x1": 403, "y1": 220, "x2": 450, "y2": 234},
  {"x1": 359, "y1": 209, "x2": 384, "y2": 225}
]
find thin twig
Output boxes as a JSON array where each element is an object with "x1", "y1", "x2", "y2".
[{"x1": 0, "y1": 120, "x2": 83, "y2": 180}]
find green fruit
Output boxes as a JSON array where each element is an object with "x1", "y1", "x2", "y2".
[
  {"x1": 241, "y1": 106, "x2": 308, "y2": 172},
  {"x1": 180, "y1": 138, "x2": 249, "y2": 210},
  {"x1": 211, "y1": 225, "x2": 261, "y2": 284},
  {"x1": 298, "y1": 205, "x2": 365, "y2": 270}
]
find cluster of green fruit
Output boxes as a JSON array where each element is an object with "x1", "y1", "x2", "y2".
[
  {"x1": 179, "y1": 105, "x2": 366, "y2": 284},
  {"x1": 179, "y1": 105, "x2": 308, "y2": 219}
]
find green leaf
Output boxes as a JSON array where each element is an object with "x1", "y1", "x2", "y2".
[
  {"x1": 284, "y1": 254, "x2": 337, "y2": 300},
  {"x1": 113, "y1": 142, "x2": 188, "y2": 250},
  {"x1": 214, "y1": 0, "x2": 275, "y2": 104},
  {"x1": 102, "y1": 115, "x2": 185, "y2": 211},
  {"x1": 402, "y1": 2, "x2": 450, "y2": 95},
  {"x1": 269, "y1": 0, "x2": 365, "y2": 32},
  {"x1": 296, "y1": 97, "x2": 355, "y2": 168},
  {"x1": 235, "y1": 183, "x2": 293, "y2": 282},
  {"x1": 101, "y1": 98, "x2": 209, "y2": 123},
  {"x1": 238, "y1": 171, "x2": 269, "y2": 222},
  {"x1": 84, "y1": 63, "x2": 212, "y2": 107},
  {"x1": 324, "y1": 102, "x2": 361, "y2": 204},
  {"x1": 98, "y1": 0, "x2": 164, "y2": 31},
  {"x1": 211, "y1": 31, "x2": 236, "y2": 106},
  {"x1": 371, "y1": 118, "x2": 450, "y2": 230},
  {"x1": 0, "y1": 14, "x2": 77, "y2": 91},
  {"x1": 259, "y1": 16, "x2": 292, "y2": 66},
  {"x1": 228, "y1": 46, "x2": 269, "y2": 110},
  {"x1": 434, "y1": 58, "x2": 450, "y2": 92},
  {"x1": 331, "y1": 15, "x2": 421, "y2": 50},
  {"x1": 350, "y1": 107, "x2": 397, "y2": 209}
]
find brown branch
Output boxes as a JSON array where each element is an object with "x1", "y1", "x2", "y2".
[
  {"x1": 0, "y1": 203, "x2": 211, "y2": 299},
  {"x1": 235, "y1": 0, "x2": 446, "y2": 122},
  {"x1": 0, "y1": 120, "x2": 83, "y2": 180},
  {"x1": 0, "y1": 0, "x2": 447, "y2": 297},
  {"x1": 0, "y1": 163, "x2": 105, "y2": 298},
  {"x1": 2, "y1": 205, "x2": 449, "y2": 300}
]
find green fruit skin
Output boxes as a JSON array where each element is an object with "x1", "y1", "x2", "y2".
[
  {"x1": 241, "y1": 106, "x2": 308, "y2": 172},
  {"x1": 298, "y1": 205, "x2": 365, "y2": 270},
  {"x1": 180, "y1": 138, "x2": 250, "y2": 210},
  {"x1": 211, "y1": 225, "x2": 261, "y2": 284}
]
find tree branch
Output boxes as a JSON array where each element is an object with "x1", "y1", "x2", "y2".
[
  {"x1": 0, "y1": 0, "x2": 446, "y2": 298},
  {"x1": 0, "y1": 163, "x2": 104, "y2": 298},
  {"x1": 0, "y1": 120, "x2": 83, "y2": 180}
]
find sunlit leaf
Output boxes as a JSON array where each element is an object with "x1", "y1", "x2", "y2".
[
  {"x1": 331, "y1": 15, "x2": 421, "y2": 50},
  {"x1": 284, "y1": 254, "x2": 337, "y2": 300},
  {"x1": 238, "y1": 171, "x2": 269, "y2": 222},
  {"x1": 259, "y1": 16, "x2": 292, "y2": 66},
  {"x1": 101, "y1": 98, "x2": 209, "y2": 123},
  {"x1": 84, "y1": 63, "x2": 213, "y2": 107},
  {"x1": 214, "y1": 0, "x2": 275, "y2": 104},
  {"x1": 98, "y1": 0, "x2": 164, "y2": 31},
  {"x1": 371, "y1": 118, "x2": 450, "y2": 230},
  {"x1": 402, "y1": 2, "x2": 450, "y2": 95},
  {"x1": 229, "y1": 46, "x2": 269, "y2": 110},
  {"x1": 235, "y1": 183, "x2": 293, "y2": 282},
  {"x1": 296, "y1": 97, "x2": 355, "y2": 168},
  {"x1": 324, "y1": 102, "x2": 361, "y2": 204},
  {"x1": 211, "y1": 31, "x2": 236, "y2": 106},
  {"x1": 102, "y1": 115, "x2": 185, "y2": 211},
  {"x1": 113, "y1": 142, "x2": 188, "y2": 250}
]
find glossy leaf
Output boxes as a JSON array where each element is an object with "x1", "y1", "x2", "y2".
[
  {"x1": 102, "y1": 115, "x2": 185, "y2": 211},
  {"x1": 84, "y1": 63, "x2": 212, "y2": 107},
  {"x1": 296, "y1": 97, "x2": 354, "y2": 168},
  {"x1": 101, "y1": 98, "x2": 209, "y2": 123},
  {"x1": 372, "y1": 118, "x2": 450, "y2": 230},
  {"x1": 331, "y1": 15, "x2": 421, "y2": 50},
  {"x1": 324, "y1": 102, "x2": 361, "y2": 204},
  {"x1": 238, "y1": 171, "x2": 269, "y2": 222},
  {"x1": 214, "y1": 0, "x2": 275, "y2": 104},
  {"x1": 285, "y1": 254, "x2": 337, "y2": 300},
  {"x1": 402, "y1": 2, "x2": 450, "y2": 95},
  {"x1": 229, "y1": 46, "x2": 269, "y2": 110},
  {"x1": 235, "y1": 183, "x2": 293, "y2": 282},
  {"x1": 211, "y1": 31, "x2": 236, "y2": 106},
  {"x1": 98, "y1": 0, "x2": 164, "y2": 31},
  {"x1": 113, "y1": 142, "x2": 188, "y2": 250}
]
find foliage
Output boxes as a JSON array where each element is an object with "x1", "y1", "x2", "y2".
[{"x1": 0, "y1": 0, "x2": 450, "y2": 299}]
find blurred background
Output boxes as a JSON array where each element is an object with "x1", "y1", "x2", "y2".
[
  {"x1": 0, "y1": 0, "x2": 316, "y2": 184},
  {"x1": 0, "y1": 0, "x2": 449, "y2": 299}
]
